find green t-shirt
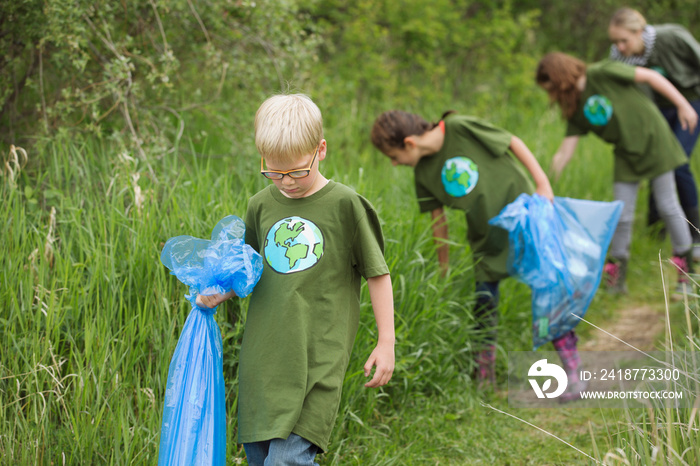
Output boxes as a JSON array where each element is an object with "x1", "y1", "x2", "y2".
[
  {"x1": 566, "y1": 60, "x2": 686, "y2": 182},
  {"x1": 239, "y1": 180, "x2": 389, "y2": 451},
  {"x1": 414, "y1": 114, "x2": 534, "y2": 282},
  {"x1": 648, "y1": 24, "x2": 700, "y2": 106}
]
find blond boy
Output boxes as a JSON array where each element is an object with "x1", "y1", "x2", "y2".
[{"x1": 198, "y1": 94, "x2": 395, "y2": 464}]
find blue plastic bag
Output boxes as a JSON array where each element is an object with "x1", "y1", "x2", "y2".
[
  {"x1": 489, "y1": 194, "x2": 622, "y2": 349},
  {"x1": 158, "y1": 215, "x2": 263, "y2": 466}
]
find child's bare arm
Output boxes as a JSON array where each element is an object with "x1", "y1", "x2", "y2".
[
  {"x1": 431, "y1": 207, "x2": 449, "y2": 275},
  {"x1": 635, "y1": 67, "x2": 698, "y2": 132},
  {"x1": 510, "y1": 136, "x2": 554, "y2": 201},
  {"x1": 363, "y1": 273, "x2": 395, "y2": 388},
  {"x1": 549, "y1": 136, "x2": 580, "y2": 180},
  {"x1": 195, "y1": 289, "x2": 237, "y2": 309}
]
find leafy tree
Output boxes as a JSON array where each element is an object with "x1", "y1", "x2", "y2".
[{"x1": 1, "y1": 0, "x2": 320, "y2": 157}]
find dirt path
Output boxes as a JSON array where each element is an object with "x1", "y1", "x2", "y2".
[
  {"x1": 575, "y1": 304, "x2": 669, "y2": 395},
  {"x1": 580, "y1": 304, "x2": 666, "y2": 352}
]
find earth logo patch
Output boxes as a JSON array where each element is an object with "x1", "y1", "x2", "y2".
[
  {"x1": 264, "y1": 217, "x2": 324, "y2": 274},
  {"x1": 441, "y1": 157, "x2": 479, "y2": 198},
  {"x1": 583, "y1": 95, "x2": 613, "y2": 126}
]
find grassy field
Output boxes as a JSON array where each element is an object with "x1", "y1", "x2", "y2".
[{"x1": 2, "y1": 93, "x2": 699, "y2": 465}]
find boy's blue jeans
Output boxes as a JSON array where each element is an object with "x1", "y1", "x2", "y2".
[{"x1": 244, "y1": 433, "x2": 319, "y2": 466}]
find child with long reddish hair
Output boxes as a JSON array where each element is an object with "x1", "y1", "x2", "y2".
[{"x1": 536, "y1": 52, "x2": 698, "y2": 295}]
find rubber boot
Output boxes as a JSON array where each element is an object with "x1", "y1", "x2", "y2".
[
  {"x1": 552, "y1": 331, "x2": 587, "y2": 403},
  {"x1": 475, "y1": 345, "x2": 496, "y2": 390},
  {"x1": 603, "y1": 258, "x2": 628, "y2": 295}
]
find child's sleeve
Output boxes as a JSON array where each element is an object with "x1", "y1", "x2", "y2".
[
  {"x1": 670, "y1": 28, "x2": 700, "y2": 85},
  {"x1": 565, "y1": 120, "x2": 588, "y2": 137},
  {"x1": 351, "y1": 198, "x2": 390, "y2": 279},
  {"x1": 415, "y1": 181, "x2": 442, "y2": 213},
  {"x1": 466, "y1": 118, "x2": 513, "y2": 158},
  {"x1": 244, "y1": 199, "x2": 260, "y2": 253},
  {"x1": 601, "y1": 59, "x2": 636, "y2": 84}
]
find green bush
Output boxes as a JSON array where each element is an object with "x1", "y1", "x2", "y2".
[{"x1": 1, "y1": 0, "x2": 320, "y2": 157}]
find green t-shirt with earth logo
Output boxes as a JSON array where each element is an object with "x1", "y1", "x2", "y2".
[
  {"x1": 565, "y1": 60, "x2": 686, "y2": 182},
  {"x1": 239, "y1": 180, "x2": 389, "y2": 451},
  {"x1": 414, "y1": 114, "x2": 534, "y2": 282}
]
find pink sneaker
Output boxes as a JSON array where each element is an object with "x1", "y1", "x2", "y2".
[{"x1": 475, "y1": 347, "x2": 496, "y2": 390}]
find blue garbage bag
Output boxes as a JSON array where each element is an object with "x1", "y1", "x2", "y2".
[
  {"x1": 158, "y1": 215, "x2": 263, "y2": 465},
  {"x1": 489, "y1": 194, "x2": 622, "y2": 349}
]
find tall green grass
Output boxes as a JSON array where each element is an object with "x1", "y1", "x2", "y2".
[
  {"x1": 585, "y1": 280, "x2": 700, "y2": 466},
  {"x1": 2, "y1": 93, "x2": 699, "y2": 464},
  {"x1": 0, "y1": 138, "x2": 262, "y2": 463}
]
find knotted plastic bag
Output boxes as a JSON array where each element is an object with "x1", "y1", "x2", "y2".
[
  {"x1": 158, "y1": 215, "x2": 263, "y2": 465},
  {"x1": 489, "y1": 194, "x2": 622, "y2": 349}
]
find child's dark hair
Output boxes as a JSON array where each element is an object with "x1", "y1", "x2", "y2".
[
  {"x1": 536, "y1": 53, "x2": 586, "y2": 119},
  {"x1": 371, "y1": 110, "x2": 455, "y2": 154}
]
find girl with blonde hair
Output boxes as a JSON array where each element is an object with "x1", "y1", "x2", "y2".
[{"x1": 609, "y1": 8, "x2": 700, "y2": 255}]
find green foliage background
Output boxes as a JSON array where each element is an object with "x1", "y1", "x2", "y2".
[
  {"x1": 4, "y1": 0, "x2": 699, "y2": 149},
  {"x1": 2, "y1": 1, "x2": 700, "y2": 464}
]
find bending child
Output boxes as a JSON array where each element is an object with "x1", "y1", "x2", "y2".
[
  {"x1": 536, "y1": 52, "x2": 698, "y2": 295},
  {"x1": 199, "y1": 94, "x2": 395, "y2": 465},
  {"x1": 371, "y1": 110, "x2": 585, "y2": 401},
  {"x1": 609, "y1": 8, "x2": 700, "y2": 251}
]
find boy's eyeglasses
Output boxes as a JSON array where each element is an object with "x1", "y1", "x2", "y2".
[{"x1": 260, "y1": 146, "x2": 319, "y2": 180}]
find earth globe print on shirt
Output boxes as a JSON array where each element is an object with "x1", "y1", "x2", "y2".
[
  {"x1": 583, "y1": 95, "x2": 613, "y2": 126},
  {"x1": 441, "y1": 156, "x2": 479, "y2": 198},
  {"x1": 264, "y1": 216, "x2": 325, "y2": 273}
]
